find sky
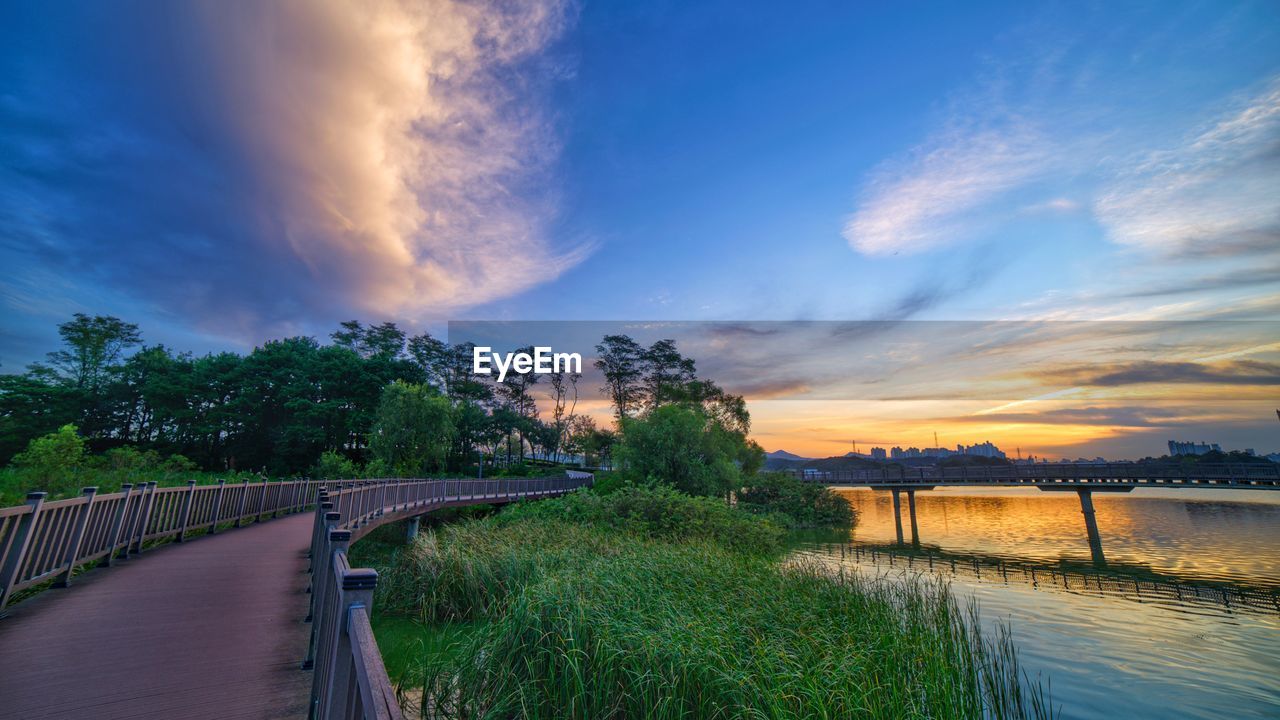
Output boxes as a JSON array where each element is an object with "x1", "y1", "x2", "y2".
[{"x1": 1, "y1": 1, "x2": 1278, "y2": 459}]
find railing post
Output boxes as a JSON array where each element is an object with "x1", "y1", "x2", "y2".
[
  {"x1": 176, "y1": 480, "x2": 198, "y2": 542},
  {"x1": 256, "y1": 479, "x2": 269, "y2": 522},
  {"x1": 104, "y1": 483, "x2": 134, "y2": 566},
  {"x1": 234, "y1": 480, "x2": 250, "y2": 527},
  {"x1": 306, "y1": 526, "x2": 349, "y2": 684},
  {"x1": 323, "y1": 565, "x2": 378, "y2": 718},
  {"x1": 0, "y1": 492, "x2": 47, "y2": 614},
  {"x1": 308, "y1": 499, "x2": 333, "y2": 574},
  {"x1": 305, "y1": 511, "x2": 341, "y2": 629},
  {"x1": 209, "y1": 480, "x2": 227, "y2": 534},
  {"x1": 130, "y1": 481, "x2": 158, "y2": 554},
  {"x1": 54, "y1": 487, "x2": 98, "y2": 588}
]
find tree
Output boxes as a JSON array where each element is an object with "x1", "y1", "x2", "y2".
[
  {"x1": 0, "y1": 374, "x2": 76, "y2": 464},
  {"x1": 613, "y1": 404, "x2": 759, "y2": 497},
  {"x1": 547, "y1": 367, "x2": 581, "y2": 462},
  {"x1": 640, "y1": 339, "x2": 696, "y2": 410},
  {"x1": 493, "y1": 345, "x2": 540, "y2": 460},
  {"x1": 370, "y1": 381, "x2": 455, "y2": 476},
  {"x1": 29, "y1": 314, "x2": 142, "y2": 441},
  {"x1": 37, "y1": 314, "x2": 142, "y2": 391},
  {"x1": 595, "y1": 335, "x2": 645, "y2": 422},
  {"x1": 331, "y1": 320, "x2": 407, "y2": 360}
]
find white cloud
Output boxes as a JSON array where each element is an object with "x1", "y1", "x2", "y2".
[
  {"x1": 1094, "y1": 77, "x2": 1280, "y2": 255},
  {"x1": 193, "y1": 0, "x2": 589, "y2": 317},
  {"x1": 842, "y1": 121, "x2": 1052, "y2": 255}
]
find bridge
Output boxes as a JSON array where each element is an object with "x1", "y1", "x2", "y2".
[
  {"x1": 0, "y1": 474, "x2": 590, "y2": 719},
  {"x1": 784, "y1": 463, "x2": 1280, "y2": 564}
]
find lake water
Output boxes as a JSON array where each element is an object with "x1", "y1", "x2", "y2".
[{"x1": 789, "y1": 487, "x2": 1280, "y2": 720}]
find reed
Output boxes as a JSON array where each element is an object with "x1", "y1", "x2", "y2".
[{"x1": 374, "y1": 515, "x2": 1056, "y2": 719}]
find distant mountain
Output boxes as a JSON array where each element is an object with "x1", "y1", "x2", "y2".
[{"x1": 763, "y1": 453, "x2": 890, "y2": 471}]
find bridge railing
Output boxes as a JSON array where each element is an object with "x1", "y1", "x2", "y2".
[
  {"x1": 305, "y1": 474, "x2": 590, "y2": 720},
  {"x1": 0, "y1": 478, "x2": 326, "y2": 614},
  {"x1": 784, "y1": 462, "x2": 1280, "y2": 487}
]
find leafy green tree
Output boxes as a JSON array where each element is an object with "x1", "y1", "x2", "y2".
[
  {"x1": 13, "y1": 424, "x2": 86, "y2": 484},
  {"x1": 370, "y1": 381, "x2": 455, "y2": 476},
  {"x1": 614, "y1": 404, "x2": 757, "y2": 497}
]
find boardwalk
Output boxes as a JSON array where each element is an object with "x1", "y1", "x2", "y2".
[{"x1": 0, "y1": 513, "x2": 313, "y2": 719}]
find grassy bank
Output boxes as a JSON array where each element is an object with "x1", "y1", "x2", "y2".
[{"x1": 358, "y1": 489, "x2": 1055, "y2": 719}]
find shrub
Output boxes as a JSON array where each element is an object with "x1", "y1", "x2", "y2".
[
  {"x1": 738, "y1": 472, "x2": 856, "y2": 527},
  {"x1": 497, "y1": 484, "x2": 786, "y2": 555},
  {"x1": 11, "y1": 424, "x2": 85, "y2": 484},
  {"x1": 161, "y1": 454, "x2": 198, "y2": 473},
  {"x1": 312, "y1": 450, "x2": 357, "y2": 480}
]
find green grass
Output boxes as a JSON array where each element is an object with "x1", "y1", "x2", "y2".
[
  {"x1": 0, "y1": 467, "x2": 268, "y2": 506},
  {"x1": 367, "y1": 514, "x2": 1056, "y2": 719}
]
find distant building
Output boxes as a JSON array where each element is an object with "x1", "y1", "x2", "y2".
[
  {"x1": 886, "y1": 441, "x2": 1006, "y2": 460},
  {"x1": 960, "y1": 441, "x2": 1006, "y2": 459},
  {"x1": 870, "y1": 447, "x2": 887, "y2": 460},
  {"x1": 1168, "y1": 440, "x2": 1221, "y2": 456}
]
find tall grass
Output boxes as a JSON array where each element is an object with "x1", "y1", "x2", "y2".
[{"x1": 376, "y1": 518, "x2": 1056, "y2": 719}]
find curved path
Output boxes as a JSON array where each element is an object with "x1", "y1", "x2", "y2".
[{"x1": 0, "y1": 513, "x2": 313, "y2": 719}]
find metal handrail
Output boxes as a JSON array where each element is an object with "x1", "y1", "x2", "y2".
[
  {"x1": 0, "y1": 478, "x2": 327, "y2": 614},
  {"x1": 304, "y1": 474, "x2": 591, "y2": 720}
]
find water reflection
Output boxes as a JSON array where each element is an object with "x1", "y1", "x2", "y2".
[
  {"x1": 791, "y1": 488, "x2": 1280, "y2": 720},
  {"x1": 831, "y1": 487, "x2": 1280, "y2": 588}
]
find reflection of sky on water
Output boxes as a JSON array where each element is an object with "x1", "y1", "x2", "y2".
[
  {"x1": 794, "y1": 488, "x2": 1280, "y2": 719},
  {"x1": 831, "y1": 487, "x2": 1280, "y2": 587}
]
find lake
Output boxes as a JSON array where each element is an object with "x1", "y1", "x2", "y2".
[{"x1": 789, "y1": 487, "x2": 1280, "y2": 719}]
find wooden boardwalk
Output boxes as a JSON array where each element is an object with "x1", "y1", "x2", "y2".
[{"x1": 0, "y1": 513, "x2": 314, "y2": 719}]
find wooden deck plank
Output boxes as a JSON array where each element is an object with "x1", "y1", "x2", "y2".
[{"x1": 0, "y1": 513, "x2": 314, "y2": 719}]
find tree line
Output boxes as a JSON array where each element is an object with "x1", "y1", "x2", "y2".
[{"x1": 1, "y1": 315, "x2": 758, "y2": 485}]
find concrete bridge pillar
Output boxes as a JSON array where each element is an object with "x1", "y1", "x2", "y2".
[
  {"x1": 906, "y1": 490, "x2": 920, "y2": 546},
  {"x1": 405, "y1": 516, "x2": 421, "y2": 542},
  {"x1": 1076, "y1": 490, "x2": 1106, "y2": 566},
  {"x1": 891, "y1": 490, "x2": 904, "y2": 545}
]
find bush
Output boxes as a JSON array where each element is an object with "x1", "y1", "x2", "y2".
[
  {"x1": 161, "y1": 454, "x2": 199, "y2": 473},
  {"x1": 312, "y1": 450, "x2": 358, "y2": 480},
  {"x1": 497, "y1": 484, "x2": 785, "y2": 555},
  {"x1": 11, "y1": 424, "x2": 85, "y2": 484},
  {"x1": 738, "y1": 472, "x2": 856, "y2": 527}
]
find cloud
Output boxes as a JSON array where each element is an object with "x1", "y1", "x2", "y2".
[
  {"x1": 842, "y1": 120, "x2": 1052, "y2": 256},
  {"x1": 1034, "y1": 360, "x2": 1280, "y2": 387},
  {"x1": 947, "y1": 406, "x2": 1186, "y2": 427},
  {"x1": 0, "y1": 1, "x2": 587, "y2": 339},
  {"x1": 1094, "y1": 77, "x2": 1280, "y2": 255}
]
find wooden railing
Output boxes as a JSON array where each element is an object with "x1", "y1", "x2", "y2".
[
  {"x1": 0, "y1": 478, "x2": 324, "y2": 614},
  {"x1": 305, "y1": 475, "x2": 591, "y2": 720},
  {"x1": 785, "y1": 462, "x2": 1280, "y2": 489}
]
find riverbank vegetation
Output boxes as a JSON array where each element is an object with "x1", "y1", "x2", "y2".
[{"x1": 355, "y1": 485, "x2": 1053, "y2": 719}]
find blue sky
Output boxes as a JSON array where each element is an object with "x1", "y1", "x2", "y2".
[{"x1": 1, "y1": 1, "x2": 1277, "y2": 456}]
